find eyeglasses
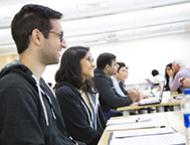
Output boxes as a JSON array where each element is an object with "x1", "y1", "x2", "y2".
[{"x1": 49, "y1": 30, "x2": 64, "y2": 42}]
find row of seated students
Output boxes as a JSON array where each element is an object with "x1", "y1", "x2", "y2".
[
  {"x1": 146, "y1": 60, "x2": 190, "y2": 94},
  {"x1": 2, "y1": 3, "x2": 190, "y2": 145},
  {"x1": 94, "y1": 55, "x2": 140, "y2": 120},
  {"x1": 54, "y1": 49, "x2": 190, "y2": 144},
  {"x1": 0, "y1": 4, "x2": 141, "y2": 145},
  {"x1": 54, "y1": 48, "x2": 141, "y2": 144}
]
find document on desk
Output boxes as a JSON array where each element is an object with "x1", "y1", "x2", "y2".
[
  {"x1": 106, "y1": 116, "x2": 160, "y2": 131},
  {"x1": 112, "y1": 127, "x2": 175, "y2": 138},
  {"x1": 107, "y1": 116, "x2": 152, "y2": 126},
  {"x1": 109, "y1": 127, "x2": 185, "y2": 145}
]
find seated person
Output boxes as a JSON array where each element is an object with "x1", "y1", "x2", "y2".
[
  {"x1": 54, "y1": 46, "x2": 105, "y2": 145},
  {"x1": 0, "y1": 4, "x2": 81, "y2": 145},
  {"x1": 111, "y1": 62, "x2": 139, "y2": 97},
  {"x1": 146, "y1": 69, "x2": 166, "y2": 87},
  {"x1": 164, "y1": 63, "x2": 175, "y2": 111},
  {"x1": 169, "y1": 60, "x2": 190, "y2": 92},
  {"x1": 111, "y1": 62, "x2": 128, "y2": 96},
  {"x1": 93, "y1": 53, "x2": 140, "y2": 120},
  {"x1": 164, "y1": 63, "x2": 173, "y2": 91}
]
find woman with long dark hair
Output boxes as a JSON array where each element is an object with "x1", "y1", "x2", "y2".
[
  {"x1": 54, "y1": 46, "x2": 105, "y2": 145},
  {"x1": 165, "y1": 63, "x2": 173, "y2": 91}
]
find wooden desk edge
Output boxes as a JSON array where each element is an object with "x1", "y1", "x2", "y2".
[{"x1": 117, "y1": 99, "x2": 181, "y2": 111}]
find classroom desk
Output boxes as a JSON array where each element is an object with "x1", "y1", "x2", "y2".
[
  {"x1": 98, "y1": 111, "x2": 184, "y2": 145},
  {"x1": 117, "y1": 92, "x2": 182, "y2": 115}
]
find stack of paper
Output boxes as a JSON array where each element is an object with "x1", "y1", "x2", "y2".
[
  {"x1": 109, "y1": 127, "x2": 185, "y2": 145},
  {"x1": 106, "y1": 116, "x2": 161, "y2": 131}
]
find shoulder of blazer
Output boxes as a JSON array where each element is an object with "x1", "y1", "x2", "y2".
[{"x1": 60, "y1": 82, "x2": 81, "y2": 95}]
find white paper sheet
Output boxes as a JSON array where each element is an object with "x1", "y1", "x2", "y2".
[
  {"x1": 106, "y1": 117, "x2": 162, "y2": 131},
  {"x1": 112, "y1": 126, "x2": 175, "y2": 138},
  {"x1": 107, "y1": 116, "x2": 152, "y2": 126},
  {"x1": 109, "y1": 132, "x2": 185, "y2": 145}
]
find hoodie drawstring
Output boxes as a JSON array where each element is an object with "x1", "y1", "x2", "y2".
[{"x1": 32, "y1": 75, "x2": 49, "y2": 126}]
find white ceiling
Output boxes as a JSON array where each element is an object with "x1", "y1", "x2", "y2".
[{"x1": 0, "y1": 0, "x2": 190, "y2": 55}]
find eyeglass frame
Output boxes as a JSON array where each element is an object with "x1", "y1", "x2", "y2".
[{"x1": 48, "y1": 30, "x2": 64, "y2": 42}]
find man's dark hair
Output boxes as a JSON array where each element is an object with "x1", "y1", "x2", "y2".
[
  {"x1": 11, "y1": 4, "x2": 63, "y2": 54},
  {"x1": 96, "y1": 53, "x2": 116, "y2": 70},
  {"x1": 117, "y1": 62, "x2": 128, "y2": 72},
  {"x1": 55, "y1": 46, "x2": 94, "y2": 92},
  {"x1": 152, "y1": 69, "x2": 159, "y2": 76}
]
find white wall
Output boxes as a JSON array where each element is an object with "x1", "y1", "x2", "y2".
[{"x1": 42, "y1": 32, "x2": 190, "y2": 85}]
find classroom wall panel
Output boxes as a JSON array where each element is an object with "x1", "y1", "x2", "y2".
[{"x1": 43, "y1": 32, "x2": 189, "y2": 85}]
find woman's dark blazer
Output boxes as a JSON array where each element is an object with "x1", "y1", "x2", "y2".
[{"x1": 55, "y1": 82, "x2": 105, "y2": 145}]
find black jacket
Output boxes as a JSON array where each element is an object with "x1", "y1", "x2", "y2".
[
  {"x1": 0, "y1": 63, "x2": 82, "y2": 145},
  {"x1": 94, "y1": 68, "x2": 133, "y2": 112},
  {"x1": 55, "y1": 82, "x2": 105, "y2": 145}
]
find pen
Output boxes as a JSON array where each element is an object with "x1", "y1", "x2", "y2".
[
  {"x1": 136, "y1": 118, "x2": 152, "y2": 123},
  {"x1": 107, "y1": 118, "x2": 152, "y2": 126},
  {"x1": 107, "y1": 125, "x2": 166, "y2": 132},
  {"x1": 128, "y1": 125, "x2": 166, "y2": 130}
]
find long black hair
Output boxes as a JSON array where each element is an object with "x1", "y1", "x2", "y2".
[
  {"x1": 54, "y1": 46, "x2": 95, "y2": 92},
  {"x1": 164, "y1": 63, "x2": 172, "y2": 91}
]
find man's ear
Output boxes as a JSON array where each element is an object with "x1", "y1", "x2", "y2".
[
  {"x1": 31, "y1": 28, "x2": 42, "y2": 45},
  {"x1": 105, "y1": 64, "x2": 110, "y2": 71}
]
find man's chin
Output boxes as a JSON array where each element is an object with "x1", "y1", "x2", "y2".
[{"x1": 47, "y1": 59, "x2": 59, "y2": 65}]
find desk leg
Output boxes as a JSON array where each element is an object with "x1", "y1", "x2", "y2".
[
  {"x1": 138, "y1": 109, "x2": 149, "y2": 114},
  {"x1": 156, "y1": 106, "x2": 165, "y2": 112},
  {"x1": 122, "y1": 110, "x2": 130, "y2": 116},
  {"x1": 173, "y1": 105, "x2": 181, "y2": 111}
]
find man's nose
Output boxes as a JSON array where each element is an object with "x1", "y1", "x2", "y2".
[{"x1": 61, "y1": 39, "x2": 67, "y2": 49}]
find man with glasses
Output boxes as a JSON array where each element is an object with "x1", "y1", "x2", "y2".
[{"x1": 0, "y1": 4, "x2": 85, "y2": 145}]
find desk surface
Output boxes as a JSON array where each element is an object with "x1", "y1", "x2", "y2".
[
  {"x1": 117, "y1": 99, "x2": 181, "y2": 111},
  {"x1": 117, "y1": 92, "x2": 182, "y2": 111},
  {"x1": 98, "y1": 111, "x2": 184, "y2": 145}
]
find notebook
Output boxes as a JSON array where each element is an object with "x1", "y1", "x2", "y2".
[{"x1": 138, "y1": 83, "x2": 164, "y2": 106}]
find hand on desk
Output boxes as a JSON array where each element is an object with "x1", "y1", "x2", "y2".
[
  {"x1": 139, "y1": 93, "x2": 149, "y2": 99},
  {"x1": 127, "y1": 90, "x2": 141, "y2": 102},
  {"x1": 179, "y1": 77, "x2": 190, "y2": 88}
]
